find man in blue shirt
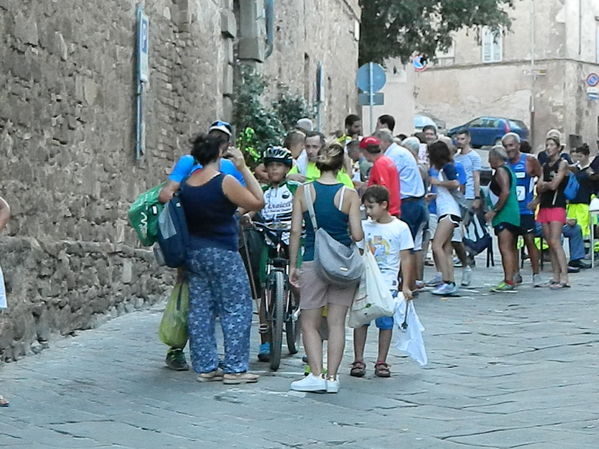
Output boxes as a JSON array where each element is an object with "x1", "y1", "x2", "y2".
[
  {"x1": 159, "y1": 120, "x2": 244, "y2": 371},
  {"x1": 159, "y1": 121, "x2": 244, "y2": 203}
]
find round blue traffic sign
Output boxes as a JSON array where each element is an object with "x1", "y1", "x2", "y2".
[
  {"x1": 587, "y1": 73, "x2": 599, "y2": 87},
  {"x1": 412, "y1": 54, "x2": 428, "y2": 72},
  {"x1": 356, "y1": 63, "x2": 386, "y2": 93}
]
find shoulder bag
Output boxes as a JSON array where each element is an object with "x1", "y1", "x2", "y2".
[{"x1": 304, "y1": 184, "x2": 363, "y2": 287}]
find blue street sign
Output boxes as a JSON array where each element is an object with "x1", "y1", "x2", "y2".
[
  {"x1": 356, "y1": 63, "x2": 386, "y2": 93},
  {"x1": 412, "y1": 54, "x2": 428, "y2": 72},
  {"x1": 136, "y1": 5, "x2": 149, "y2": 83},
  {"x1": 586, "y1": 73, "x2": 599, "y2": 87},
  {"x1": 358, "y1": 92, "x2": 384, "y2": 106}
]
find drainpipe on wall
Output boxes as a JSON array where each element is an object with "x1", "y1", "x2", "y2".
[
  {"x1": 265, "y1": 0, "x2": 274, "y2": 58},
  {"x1": 529, "y1": 0, "x2": 536, "y2": 148}
]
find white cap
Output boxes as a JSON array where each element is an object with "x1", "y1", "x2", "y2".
[{"x1": 208, "y1": 120, "x2": 232, "y2": 137}]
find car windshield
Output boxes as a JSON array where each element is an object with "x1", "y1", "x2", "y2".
[
  {"x1": 414, "y1": 115, "x2": 436, "y2": 128},
  {"x1": 509, "y1": 120, "x2": 527, "y2": 130}
]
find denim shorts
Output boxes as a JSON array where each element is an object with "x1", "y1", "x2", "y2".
[{"x1": 366, "y1": 290, "x2": 397, "y2": 330}]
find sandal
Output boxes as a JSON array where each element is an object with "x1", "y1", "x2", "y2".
[
  {"x1": 550, "y1": 282, "x2": 571, "y2": 290},
  {"x1": 349, "y1": 361, "x2": 366, "y2": 377},
  {"x1": 223, "y1": 372, "x2": 259, "y2": 385},
  {"x1": 374, "y1": 361, "x2": 391, "y2": 378}
]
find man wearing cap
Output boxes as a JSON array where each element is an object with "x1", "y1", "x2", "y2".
[
  {"x1": 158, "y1": 120, "x2": 244, "y2": 371},
  {"x1": 360, "y1": 136, "x2": 401, "y2": 216}
]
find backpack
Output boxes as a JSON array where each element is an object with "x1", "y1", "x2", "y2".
[
  {"x1": 157, "y1": 194, "x2": 190, "y2": 268},
  {"x1": 463, "y1": 210, "x2": 492, "y2": 256},
  {"x1": 128, "y1": 183, "x2": 165, "y2": 246},
  {"x1": 564, "y1": 173, "x2": 580, "y2": 201}
]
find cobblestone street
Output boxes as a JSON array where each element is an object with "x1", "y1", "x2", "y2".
[{"x1": 1, "y1": 261, "x2": 598, "y2": 449}]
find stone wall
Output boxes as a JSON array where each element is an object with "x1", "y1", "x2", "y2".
[
  {"x1": 0, "y1": 236, "x2": 172, "y2": 361},
  {"x1": 0, "y1": 0, "x2": 360, "y2": 360},
  {"x1": 260, "y1": 0, "x2": 361, "y2": 133}
]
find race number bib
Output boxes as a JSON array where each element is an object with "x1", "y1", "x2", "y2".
[{"x1": 516, "y1": 186, "x2": 526, "y2": 202}]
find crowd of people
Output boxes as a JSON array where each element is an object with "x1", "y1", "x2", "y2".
[{"x1": 155, "y1": 114, "x2": 599, "y2": 394}]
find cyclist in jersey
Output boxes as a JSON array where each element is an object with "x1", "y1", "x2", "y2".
[
  {"x1": 241, "y1": 147, "x2": 300, "y2": 362},
  {"x1": 503, "y1": 132, "x2": 544, "y2": 287}
]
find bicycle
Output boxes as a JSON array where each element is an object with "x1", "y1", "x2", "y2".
[{"x1": 253, "y1": 221, "x2": 300, "y2": 371}]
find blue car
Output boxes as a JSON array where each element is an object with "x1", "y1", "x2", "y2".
[{"x1": 447, "y1": 117, "x2": 529, "y2": 148}]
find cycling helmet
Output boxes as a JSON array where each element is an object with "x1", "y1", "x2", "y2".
[{"x1": 263, "y1": 146, "x2": 292, "y2": 167}]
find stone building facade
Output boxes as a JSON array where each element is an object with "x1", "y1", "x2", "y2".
[
  {"x1": 414, "y1": 0, "x2": 599, "y2": 149},
  {"x1": 0, "y1": 0, "x2": 360, "y2": 360}
]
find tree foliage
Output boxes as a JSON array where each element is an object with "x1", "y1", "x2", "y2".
[
  {"x1": 233, "y1": 66, "x2": 311, "y2": 168},
  {"x1": 359, "y1": 0, "x2": 514, "y2": 65}
]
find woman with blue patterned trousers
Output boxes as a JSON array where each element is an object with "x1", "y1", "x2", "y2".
[{"x1": 180, "y1": 134, "x2": 264, "y2": 384}]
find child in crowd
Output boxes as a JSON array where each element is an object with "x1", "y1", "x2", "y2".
[
  {"x1": 351, "y1": 186, "x2": 414, "y2": 378},
  {"x1": 241, "y1": 147, "x2": 300, "y2": 362}
]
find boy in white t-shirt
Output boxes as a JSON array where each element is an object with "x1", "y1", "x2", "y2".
[{"x1": 351, "y1": 186, "x2": 414, "y2": 378}]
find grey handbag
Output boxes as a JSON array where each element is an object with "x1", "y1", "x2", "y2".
[{"x1": 304, "y1": 183, "x2": 364, "y2": 287}]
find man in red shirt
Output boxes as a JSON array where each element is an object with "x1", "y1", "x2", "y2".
[{"x1": 360, "y1": 136, "x2": 401, "y2": 216}]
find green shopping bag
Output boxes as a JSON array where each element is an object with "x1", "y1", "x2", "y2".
[
  {"x1": 159, "y1": 281, "x2": 189, "y2": 348},
  {"x1": 128, "y1": 183, "x2": 166, "y2": 246}
]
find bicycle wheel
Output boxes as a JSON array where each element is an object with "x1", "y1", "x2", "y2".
[
  {"x1": 286, "y1": 290, "x2": 300, "y2": 355},
  {"x1": 269, "y1": 271, "x2": 285, "y2": 371}
]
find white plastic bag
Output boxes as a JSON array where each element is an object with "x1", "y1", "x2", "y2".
[
  {"x1": 348, "y1": 250, "x2": 395, "y2": 328},
  {"x1": 0, "y1": 265, "x2": 6, "y2": 309},
  {"x1": 393, "y1": 298, "x2": 427, "y2": 366}
]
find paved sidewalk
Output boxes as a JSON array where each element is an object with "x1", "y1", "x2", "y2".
[{"x1": 1, "y1": 260, "x2": 598, "y2": 449}]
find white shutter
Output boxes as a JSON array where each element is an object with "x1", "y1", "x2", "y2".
[{"x1": 482, "y1": 27, "x2": 502, "y2": 63}]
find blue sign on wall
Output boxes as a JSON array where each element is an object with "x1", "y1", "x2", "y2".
[{"x1": 137, "y1": 5, "x2": 149, "y2": 83}]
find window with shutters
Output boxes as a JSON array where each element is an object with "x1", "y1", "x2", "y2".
[{"x1": 481, "y1": 27, "x2": 502, "y2": 63}]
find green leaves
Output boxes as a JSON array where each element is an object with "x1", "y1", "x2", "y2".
[
  {"x1": 233, "y1": 67, "x2": 312, "y2": 169},
  {"x1": 359, "y1": 0, "x2": 513, "y2": 65}
]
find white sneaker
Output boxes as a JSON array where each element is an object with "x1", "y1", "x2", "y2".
[
  {"x1": 431, "y1": 282, "x2": 458, "y2": 296},
  {"x1": 532, "y1": 273, "x2": 544, "y2": 287},
  {"x1": 290, "y1": 373, "x2": 326, "y2": 392},
  {"x1": 425, "y1": 273, "x2": 443, "y2": 287},
  {"x1": 460, "y1": 267, "x2": 472, "y2": 287},
  {"x1": 326, "y1": 377, "x2": 340, "y2": 393}
]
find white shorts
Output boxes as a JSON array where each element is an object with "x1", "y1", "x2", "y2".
[
  {"x1": 427, "y1": 214, "x2": 438, "y2": 239},
  {"x1": 414, "y1": 226, "x2": 424, "y2": 251},
  {"x1": 452, "y1": 224, "x2": 463, "y2": 243}
]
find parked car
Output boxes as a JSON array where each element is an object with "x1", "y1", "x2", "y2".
[{"x1": 447, "y1": 117, "x2": 529, "y2": 148}]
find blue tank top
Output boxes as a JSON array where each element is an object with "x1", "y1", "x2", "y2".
[
  {"x1": 180, "y1": 174, "x2": 238, "y2": 251},
  {"x1": 303, "y1": 182, "x2": 352, "y2": 262},
  {"x1": 508, "y1": 153, "x2": 535, "y2": 216}
]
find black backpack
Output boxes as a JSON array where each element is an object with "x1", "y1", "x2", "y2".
[{"x1": 463, "y1": 210, "x2": 492, "y2": 256}]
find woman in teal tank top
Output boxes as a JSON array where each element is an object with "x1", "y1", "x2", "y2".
[
  {"x1": 288, "y1": 142, "x2": 364, "y2": 394},
  {"x1": 485, "y1": 146, "x2": 520, "y2": 292}
]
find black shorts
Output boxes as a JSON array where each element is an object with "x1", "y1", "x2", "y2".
[
  {"x1": 438, "y1": 214, "x2": 461, "y2": 227},
  {"x1": 494, "y1": 222, "x2": 520, "y2": 236},
  {"x1": 518, "y1": 214, "x2": 536, "y2": 235}
]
